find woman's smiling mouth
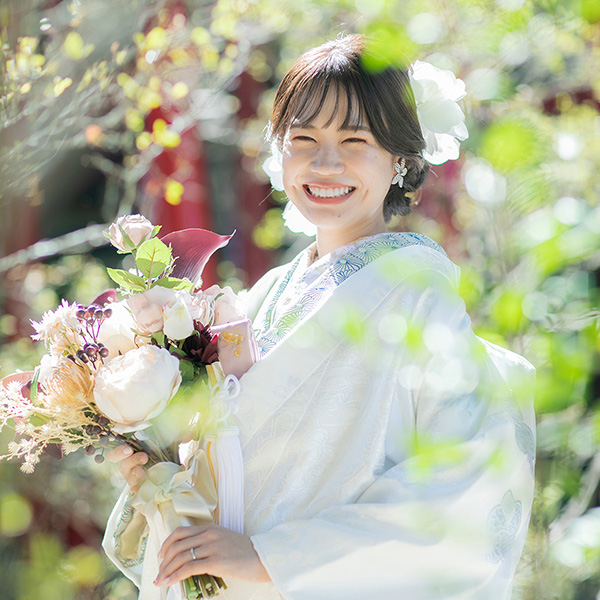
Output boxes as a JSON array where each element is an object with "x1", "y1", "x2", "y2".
[{"x1": 304, "y1": 184, "x2": 356, "y2": 202}]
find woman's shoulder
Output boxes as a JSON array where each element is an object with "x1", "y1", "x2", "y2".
[
  {"x1": 366, "y1": 232, "x2": 461, "y2": 289},
  {"x1": 383, "y1": 231, "x2": 447, "y2": 256}
]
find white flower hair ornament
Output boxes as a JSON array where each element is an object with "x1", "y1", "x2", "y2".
[
  {"x1": 409, "y1": 60, "x2": 469, "y2": 165},
  {"x1": 262, "y1": 141, "x2": 318, "y2": 237}
]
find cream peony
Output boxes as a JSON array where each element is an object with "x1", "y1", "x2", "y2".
[
  {"x1": 96, "y1": 301, "x2": 137, "y2": 357},
  {"x1": 107, "y1": 214, "x2": 154, "y2": 252},
  {"x1": 93, "y1": 345, "x2": 181, "y2": 433}
]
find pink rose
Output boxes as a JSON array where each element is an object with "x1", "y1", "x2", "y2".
[
  {"x1": 127, "y1": 288, "x2": 215, "y2": 339},
  {"x1": 107, "y1": 214, "x2": 154, "y2": 252},
  {"x1": 127, "y1": 287, "x2": 178, "y2": 335},
  {"x1": 203, "y1": 285, "x2": 244, "y2": 325}
]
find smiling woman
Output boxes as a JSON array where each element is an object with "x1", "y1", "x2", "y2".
[
  {"x1": 104, "y1": 34, "x2": 535, "y2": 600},
  {"x1": 270, "y1": 34, "x2": 430, "y2": 234}
]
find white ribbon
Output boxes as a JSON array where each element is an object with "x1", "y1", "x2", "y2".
[
  {"x1": 210, "y1": 372, "x2": 241, "y2": 424},
  {"x1": 205, "y1": 369, "x2": 246, "y2": 535},
  {"x1": 104, "y1": 452, "x2": 218, "y2": 600}
]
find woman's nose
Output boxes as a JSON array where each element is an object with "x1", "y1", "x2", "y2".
[{"x1": 310, "y1": 145, "x2": 344, "y2": 175}]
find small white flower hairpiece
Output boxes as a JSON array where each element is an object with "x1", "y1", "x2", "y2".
[
  {"x1": 408, "y1": 60, "x2": 469, "y2": 165},
  {"x1": 391, "y1": 158, "x2": 407, "y2": 187}
]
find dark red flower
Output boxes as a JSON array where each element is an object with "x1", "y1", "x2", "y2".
[{"x1": 181, "y1": 322, "x2": 219, "y2": 365}]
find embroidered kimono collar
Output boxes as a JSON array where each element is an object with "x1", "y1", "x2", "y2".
[{"x1": 254, "y1": 232, "x2": 445, "y2": 356}]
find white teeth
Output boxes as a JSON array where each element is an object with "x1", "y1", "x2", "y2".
[{"x1": 307, "y1": 186, "x2": 353, "y2": 198}]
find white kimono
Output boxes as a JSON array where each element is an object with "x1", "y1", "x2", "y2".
[{"x1": 105, "y1": 232, "x2": 535, "y2": 600}]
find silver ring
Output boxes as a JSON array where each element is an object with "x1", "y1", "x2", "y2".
[{"x1": 190, "y1": 547, "x2": 197, "y2": 561}]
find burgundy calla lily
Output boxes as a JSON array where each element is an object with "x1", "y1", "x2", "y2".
[
  {"x1": 92, "y1": 289, "x2": 117, "y2": 306},
  {"x1": 161, "y1": 228, "x2": 233, "y2": 285}
]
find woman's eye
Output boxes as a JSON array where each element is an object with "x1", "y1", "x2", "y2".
[
  {"x1": 292, "y1": 135, "x2": 315, "y2": 142},
  {"x1": 344, "y1": 137, "x2": 366, "y2": 144}
]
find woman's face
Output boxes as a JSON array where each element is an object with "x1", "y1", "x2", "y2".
[{"x1": 281, "y1": 91, "x2": 396, "y2": 244}]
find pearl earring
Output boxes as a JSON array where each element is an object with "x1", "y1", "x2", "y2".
[{"x1": 391, "y1": 158, "x2": 407, "y2": 188}]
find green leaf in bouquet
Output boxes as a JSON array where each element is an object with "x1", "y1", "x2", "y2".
[
  {"x1": 151, "y1": 225, "x2": 162, "y2": 238},
  {"x1": 179, "y1": 359, "x2": 195, "y2": 381},
  {"x1": 136, "y1": 238, "x2": 172, "y2": 279},
  {"x1": 153, "y1": 276, "x2": 194, "y2": 291},
  {"x1": 107, "y1": 268, "x2": 147, "y2": 291},
  {"x1": 170, "y1": 347, "x2": 186, "y2": 359},
  {"x1": 29, "y1": 413, "x2": 50, "y2": 427},
  {"x1": 151, "y1": 331, "x2": 166, "y2": 347}
]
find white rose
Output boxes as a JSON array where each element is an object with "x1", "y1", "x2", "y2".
[
  {"x1": 107, "y1": 214, "x2": 155, "y2": 252},
  {"x1": 262, "y1": 141, "x2": 285, "y2": 191},
  {"x1": 93, "y1": 345, "x2": 181, "y2": 433},
  {"x1": 187, "y1": 293, "x2": 214, "y2": 326},
  {"x1": 163, "y1": 296, "x2": 194, "y2": 340},
  {"x1": 203, "y1": 285, "x2": 245, "y2": 325},
  {"x1": 409, "y1": 60, "x2": 468, "y2": 165},
  {"x1": 96, "y1": 301, "x2": 137, "y2": 357},
  {"x1": 127, "y1": 287, "x2": 178, "y2": 336}
]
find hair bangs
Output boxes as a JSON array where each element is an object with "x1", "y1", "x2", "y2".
[{"x1": 274, "y1": 64, "x2": 369, "y2": 141}]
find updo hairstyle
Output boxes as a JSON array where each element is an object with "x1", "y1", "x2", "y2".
[{"x1": 268, "y1": 34, "x2": 429, "y2": 220}]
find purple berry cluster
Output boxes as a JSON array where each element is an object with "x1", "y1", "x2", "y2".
[{"x1": 69, "y1": 304, "x2": 113, "y2": 367}]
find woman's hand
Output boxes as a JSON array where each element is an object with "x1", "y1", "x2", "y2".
[
  {"x1": 106, "y1": 445, "x2": 149, "y2": 492},
  {"x1": 154, "y1": 525, "x2": 271, "y2": 587}
]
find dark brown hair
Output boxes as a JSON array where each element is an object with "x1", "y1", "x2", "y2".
[{"x1": 269, "y1": 34, "x2": 429, "y2": 220}]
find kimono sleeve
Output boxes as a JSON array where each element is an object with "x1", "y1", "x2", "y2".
[{"x1": 250, "y1": 264, "x2": 535, "y2": 600}]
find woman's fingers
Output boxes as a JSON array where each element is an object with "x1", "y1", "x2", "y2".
[
  {"x1": 159, "y1": 526, "x2": 208, "y2": 562},
  {"x1": 106, "y1": 445, "x2": 133, "y2": 463},
  {"x1": 156, "y1": 526, "x2": 213, "y2": 585},
  {"x1": 105, "y1": 445, "x2": 148, "y2": 491},
  {"x1": 156, "y1": 558, "x2": 214, "y2": 588},
  {"x1": 155, "y1": 525, "x2": 271, "y2": 586},
  {"x1": 157, "y1": 536, "x2": 209, "y2": 584}
]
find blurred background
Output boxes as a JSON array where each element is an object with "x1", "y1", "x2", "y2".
[{"x1": 0, "y1": 0, "x2": 599, "y2": 598}]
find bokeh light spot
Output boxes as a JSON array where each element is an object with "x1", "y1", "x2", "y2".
[
  {"x1": 0, "y1": 492, "x2": 33, "y2": 536},
  {"x1": 407, "y1": 13, "x2": 445, "y2": 44},
  {"x1": 464, "y1": 160, "x2": 507, "y2": 205}
]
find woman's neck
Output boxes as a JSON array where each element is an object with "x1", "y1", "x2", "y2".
[{"x1": 315, "y1": 220, "x2": 388, "y2": 258}]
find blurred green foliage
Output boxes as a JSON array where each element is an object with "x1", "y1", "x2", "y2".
[{"x1": 0, "y1": 0, "x2": 599, "y2": 598}]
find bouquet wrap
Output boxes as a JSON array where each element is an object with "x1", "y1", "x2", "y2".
[
  {"x1": 212, "y1": 319, "x2": 259, "y2": 380},
  {"x1": 104, "y1": 451, "x2": 218, "y2": 600}
]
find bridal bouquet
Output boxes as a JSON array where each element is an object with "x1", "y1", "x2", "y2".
[{"x1": 0, "y1": 215, "x2": 257, "y2": 600}]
